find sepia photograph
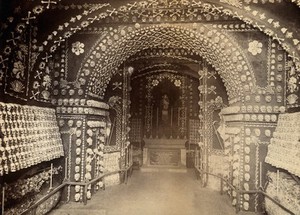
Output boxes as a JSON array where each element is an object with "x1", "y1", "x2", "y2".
[{"x1": 0, "y1": 0, "x2": 299, "y2": 214}]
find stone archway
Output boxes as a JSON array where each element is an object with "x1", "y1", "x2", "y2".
[
  {"x1": 75, "y1": 21, "x2": 259, "y2": 200},
  {"x1": 79, "y1": 23, "x2": 256, "y2": 105}
]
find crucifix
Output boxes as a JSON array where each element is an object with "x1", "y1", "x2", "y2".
[
  {"x1": 0, "y1": 56, "x2": 8, "y2": 68},
  {"x1": 42, "y1": 53, "x2": 52, "y2": 63},
  {"x1": 22, "y1": 11, "x2": 36, "y2": 25},
  {"x1": 41, "y1": 0, "x2": 59, "y2": 9}
]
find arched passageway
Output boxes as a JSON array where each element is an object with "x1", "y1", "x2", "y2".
[{"x1": 0, "y1": 1, "x2": 300, "y2": 215}]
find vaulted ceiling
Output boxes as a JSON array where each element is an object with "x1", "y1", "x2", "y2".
[
  {"x1": 0, "y1": 0, "x2": 300, "y2": 105},
  {"x1": 1, "y1": 0, "x2": 300, "y2": 61}
]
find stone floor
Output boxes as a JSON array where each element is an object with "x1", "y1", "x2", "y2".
[{"x1": 50, "y1": 169, "x2": 235, "y2": 215}]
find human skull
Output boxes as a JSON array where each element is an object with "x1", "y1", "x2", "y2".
[
  {"x1": 74, "y1": 193, "x2": 81, "y2": 202},
  {"x1": 74, "y1": 173, "x2": 80, "y2": 181}
]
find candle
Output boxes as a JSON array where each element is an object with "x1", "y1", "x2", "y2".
[
  {"x1": 150, "y1": 107, "x2": 153, "y2": 127},
  {"x1": 130, "y1": 144, "x2": 133, "y2": 164},
  {"x1": 50, "y1": 163, "x2": 53, "y2": 189},
  {"x1": 65, "y1": 157, "x2": 68, "y2": 179},
  {"x1": 150, "y1": 107, "x2": 153, "y2": 137},
  {"x1": 194, "y1": 148, "x2": 197, "y2": 167},
  {"x1": 259, "y1": 162, "x2": 262, "y2": 187},
  {"x1": 170, "y1": 107, "x2": 173, "y2": 138},
  {"x1": 171, "y1": 108, "x2": 173, "y2": 127},
  {"x1": 156, "y1": 107, "x2": 159, "y2": 136},
  {"x1": 276, "y1": 170, "x2": 279, "y2": 196},
  {"x1": 178, "y1": 108, "x2": 180, "y2": 127}
]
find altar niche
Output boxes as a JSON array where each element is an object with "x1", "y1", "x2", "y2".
[
  {"x1": 152, "y1": 79, "x2": 181, "y2": 139},
  {"x1": 143, "y1": 138, "x2": 186, "y2": 167}
]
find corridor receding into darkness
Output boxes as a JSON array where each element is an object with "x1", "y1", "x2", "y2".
[{"x1": 50, "y1": 170, "x2": 234, "y2": 215}]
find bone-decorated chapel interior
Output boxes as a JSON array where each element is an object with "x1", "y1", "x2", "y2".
[{"x1": 0, "y1": 0, "x2": 300, "y2": 215}]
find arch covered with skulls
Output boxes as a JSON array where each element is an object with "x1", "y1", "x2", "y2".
[{"x1": 79, "y1": 23, "x2": 256, "y2": 104}]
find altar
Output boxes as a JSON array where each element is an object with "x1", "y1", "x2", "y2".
[{"x1": 143, "y1": 138, "x2": 187, "y2": 167}]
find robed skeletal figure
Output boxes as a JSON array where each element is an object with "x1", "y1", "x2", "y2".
[
  {"x1": 161, "y1": 94, "x2": 169, "y2": 123},
  {"x1": 156, "y1": 94, "x2": 172, "y2": 137}
]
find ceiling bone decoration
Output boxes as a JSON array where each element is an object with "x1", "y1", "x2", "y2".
[
  {"x1": 77, "y1": 23, "x2": 255, "y2": 105},
  {"x1": 0, "y1": 0, "x2": 299, "y2": 103},
  {"x1": 2, "y1": 0, "x2": 298, "y2": 77},
  {"x1": 128, "y1": 49, "x2": 202, "y2": 64}
]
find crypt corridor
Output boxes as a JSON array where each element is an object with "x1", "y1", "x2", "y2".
[{"x1": 1, "y1": 0, "x2": 300, "y2": 215}]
